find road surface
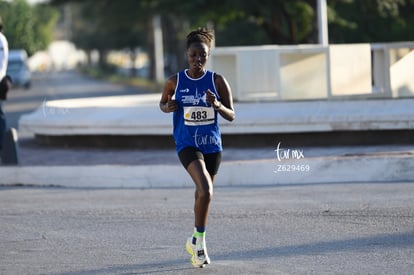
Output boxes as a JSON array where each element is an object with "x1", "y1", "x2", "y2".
[
  {"x1": 1, "y1": 183, "x2": 413, "y2": 274},
  {"x1": 3, "y1": 70, "x2": 143, "y2": 131}
]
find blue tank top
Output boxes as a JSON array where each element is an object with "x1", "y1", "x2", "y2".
[{"x1": 173, "y1": 70, "x2": 222, "y2": 154}]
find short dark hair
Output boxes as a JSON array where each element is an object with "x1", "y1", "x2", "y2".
[{"x1": 186, "y1": 27, "x2": 214, "y2": 49}]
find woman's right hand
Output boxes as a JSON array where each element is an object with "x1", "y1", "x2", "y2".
[{"x1": 160, "y1": 94, "x2": 178, "y2": 113}]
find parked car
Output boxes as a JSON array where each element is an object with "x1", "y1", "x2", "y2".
[{"x1": 7, "y1": 49, "x2": 31, "y2": 89}]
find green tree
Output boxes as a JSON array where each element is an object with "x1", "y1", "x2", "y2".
[
  {"x1": 221, "y1": 0, "x2": 315, "y2": 44},
  {"x1": 49, "y1": 0, "x2": 319, "y2": 75},
  {"x1": 1, "y1": 0, "x2": 36, "y2": 53},
  {"x1": 155, "y1": 0, "x2": 317, "y2": 45},
  {"x1": 158, "y1": 0, "x2": 414, "y2": 45},
  {"x1": 53, "y1": 0, "x2": 148, "y2": 73},
  {"x1": 48, "y1": 0, "x2": 414, "y2": 79},
  {"x1": 0, "y1": 0, "x2": 59, "y2": 55},
  {"x1": 328, "y1": 0, "x2": 414, "y2": 42},
  {"x1": 152, "y1": 0, "x2": 317, "y2": 71},
  {"x1": 32, "y1": 3, "x2": 59, "y2": 51}
]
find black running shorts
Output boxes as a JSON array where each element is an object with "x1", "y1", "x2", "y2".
[{"x1": 178, "y1": 147, "x2": 222, "y2": 176}]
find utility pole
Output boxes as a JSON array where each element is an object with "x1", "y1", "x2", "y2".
[
  {"x1": 317, "y1": 0, "x2": 329, "y2": 45},
  {"x1": 153, "y1": 15, "x2": 164, "y2": 82}
]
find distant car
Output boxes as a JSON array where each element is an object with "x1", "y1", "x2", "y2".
[{"x1": 7, "y1": 49, "x2": 31, "y2": 89}]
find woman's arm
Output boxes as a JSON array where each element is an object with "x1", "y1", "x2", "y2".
[
  {"x1": 207, "y1": 73, "x2": 235, "y2": 122},
  {"x1": 159, "y1": 75, "x2": 178, "y2": 113}
]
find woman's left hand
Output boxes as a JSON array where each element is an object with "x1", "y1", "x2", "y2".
[{"x1": 206, "y1": 89, "x2": 219, "y2": 108}]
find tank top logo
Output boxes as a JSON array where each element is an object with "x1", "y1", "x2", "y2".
[
  {"x1": 181, "y1": 88, "x2": 208, "y2": 106},
  {"x1": 179, "y1": 88, "x2": 190, "y2": 93}
]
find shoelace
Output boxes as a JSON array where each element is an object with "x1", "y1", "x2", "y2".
[{"x1": 197, "y1": 249, "x2": 205, "y2": 257}]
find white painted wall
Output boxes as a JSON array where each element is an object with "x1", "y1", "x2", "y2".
[{"x1": 211, "y1": 42, "x2": 414, "y2": 101}]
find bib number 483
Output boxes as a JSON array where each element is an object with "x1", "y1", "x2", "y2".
[
  {"x1": 184, "y1": 106, "x2": 215, "y2": 126},
  {"x1": 191, "y1": 111, "x2": 207, "y2": 120}
]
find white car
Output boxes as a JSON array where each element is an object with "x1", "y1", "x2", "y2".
[{"x1": 7, "y1": 49, "x2": 31, "y2": 89}]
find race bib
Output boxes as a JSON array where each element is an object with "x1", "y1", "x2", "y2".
[{"x1": 183, "y1": 106, "x2": 215, "y2": 126}]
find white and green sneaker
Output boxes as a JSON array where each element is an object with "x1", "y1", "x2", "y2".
[{"x1": 186, "y1": 237, "x2": 210, "y2": 268}]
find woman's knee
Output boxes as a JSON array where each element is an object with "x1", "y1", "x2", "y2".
[
  {"x1": 198, "y1": 182, "x2": 213, "y2": 201},
  {"x1": 197, "y1": 188, "x2": 213, "y2": 204},
  {"x1": 194, "y1": 175, "x2": 213, "y2": 202},
  {"x1": 187, "y1": 159, "x2": 214, "y2": 200}
]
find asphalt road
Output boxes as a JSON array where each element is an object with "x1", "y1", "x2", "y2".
[
  {"x1": 3, "y1": 71, "x2": 142, "y2": 131},
  {"x1": 1, "y1": 183, "x2": 413, "y2": 274}
]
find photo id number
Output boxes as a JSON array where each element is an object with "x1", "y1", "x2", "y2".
[{"x1": 274, "y1": 164, "x2": 310, "y2": 173}]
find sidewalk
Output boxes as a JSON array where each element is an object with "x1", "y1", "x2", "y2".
[{"x1": 1, "y1": 137, "x2": 414, "y2": 188}]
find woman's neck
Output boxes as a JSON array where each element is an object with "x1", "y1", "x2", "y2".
[{"x1": 187, "y1": 68, "x2": 205, "y2": 79}]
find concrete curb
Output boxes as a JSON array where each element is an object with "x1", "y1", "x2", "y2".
[{"x1": 1, "y1": 155, "x2": 413, "y2": 188}]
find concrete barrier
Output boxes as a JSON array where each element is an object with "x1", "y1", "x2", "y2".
[
  {"x1": 211, "y1": 42, "x2": 414, "y2": 101},
  {"x1": 372, "y1": 42, "x2": 414, "y2": 97},
  {"x1": 19, "y1": 95, "x2": 414, "y2": 138},
  {"x1": 211, "y1": 45, "x2": 329, "y2": 101},
  {"x1": 1, "y1": 154, "x2": 413, "y2": 188}
]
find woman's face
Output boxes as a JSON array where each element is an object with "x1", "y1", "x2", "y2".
[{"x1": 187, "y1": 42, "x2": 209, "y2": 73}]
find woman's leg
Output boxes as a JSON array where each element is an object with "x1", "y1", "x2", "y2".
[
  {"x1": 187, "y1": 159, "x2": 213, "y2": 229},
  {"x1": 182, "y1": 150, "x2": 221, "y2": 266}
]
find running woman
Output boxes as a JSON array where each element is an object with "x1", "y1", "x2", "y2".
[{"x1": 159, "y1": 27, "x2": 235, "y2": 268}]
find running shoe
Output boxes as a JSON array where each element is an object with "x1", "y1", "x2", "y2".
[{"x1": 186, "y1": 237, "x2": 211, "y2": 267}]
